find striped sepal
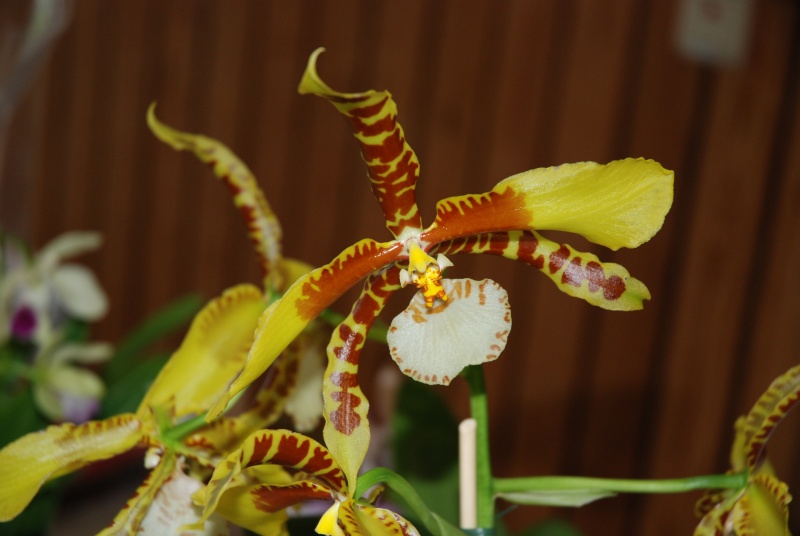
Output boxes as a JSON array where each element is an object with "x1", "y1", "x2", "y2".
[
  {"x1": 147, "y1": 105, "x2": 283, "y2": 289},
  {"x1": 208, "y1": 239, "x2": 403, "y2": 421},
  {"x1": 197, "y1": 430, "x2": 345, "y2": 528},
  {"x1": 433, "y1": 230, "x2": 651, "y2": 311},
  {"x1": 740, "y1": 364, "x2": 800, "y2": 470},
  {"x1": 323, "y1": 267, "x2": 400, "y2": 495},
  {"x1": 299, "y1": 48, "x2": 423, "y2": 239}
]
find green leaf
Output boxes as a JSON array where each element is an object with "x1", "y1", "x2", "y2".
[
  {"x1": 104, "y1": 293, "x2": 202, "y2": 384},
  {"x1": 497, "y1": 489, "x2": 616, "y2": 508},
  {"x1": 0, "y1": 388, "x2": 47, "y2": 448}
]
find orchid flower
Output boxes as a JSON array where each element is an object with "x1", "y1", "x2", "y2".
[
  {"x1": 30, "y1": 338, "x2": 113, "y2": 423},
  {"x1": 0, "y1": 284, "x2": 296, "y2": 534},
  {"x1": 147, "y1": 107, "x2": 327, "y2": 433},
  {"x1": 205, "y1": 48, "x2": 673, "y2": 491},
  {"x1": 694, "y1": 364, "x2": 799, "y2": 535},
  {"x1": 191, "y1": 428, "x2": 419, "y2": 536},
  {"x1": 0, "y1": 231, "x2": 108, "y2": 345}
]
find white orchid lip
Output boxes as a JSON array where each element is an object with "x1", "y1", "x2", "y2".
[{"x1": 388, "y1": 278, "x2": 511, "y2": 385}]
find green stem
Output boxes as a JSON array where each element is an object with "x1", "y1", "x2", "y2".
[
  {"x1": 493, "y1": 473, "x2": 747, "y2": 495},
  {"x1": 162, "y1": 413, "x2": 209, "y2": 446},
  {"x1": 355, "y1": 467, "x2": 465, "y2": 536},
  {"x1": 463, "y1": 366, "x2": 494, "y2": 529}
]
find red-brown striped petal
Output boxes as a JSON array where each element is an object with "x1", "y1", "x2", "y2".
[
  {"x1": 323, "y1": 267, "x2": 400, "y2": 495},
  {"x1": 739, "y1": 364, "x2": 800, "y2": 470},
  {"x1": 147, "y1": 104, "x2": 283, "y2": 290},
  {"x1": 208, "y1": 239, "x2": 403, "y2": 420},
  {"x1": 299, "y1": 48, "x2": 423, "y2": 239},
  {"x1": 433, "y1": 230, "x2": 651, "y2": 311}
]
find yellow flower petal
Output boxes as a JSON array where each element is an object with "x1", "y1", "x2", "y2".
[
  {"x1": 499, "y1": 159, "x2": 673, "y2": 250},
  {"x1": 0, "y1": 414, "x2": 143, "y2": 521},
  {"x1": 387, "y1": 278, "x2": 511, "y2": 385},
  {"x1": 140, "y1": 284, "x2": 265, "y2": 418}
]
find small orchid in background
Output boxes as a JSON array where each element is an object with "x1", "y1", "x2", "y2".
[
  {"x1": 694, "y1": 364, "x2": 798, "y2": 535},
  {"x1": 0, "y1": 230, "x2": 108, "y2": 346},
  {"x1": 0, "y1": 230, "x2": 111, "y2": 425}
]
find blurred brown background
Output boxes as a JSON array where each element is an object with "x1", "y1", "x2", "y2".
[{"x1": 1, "y1": 0, "x2": 799, "y2": 534}]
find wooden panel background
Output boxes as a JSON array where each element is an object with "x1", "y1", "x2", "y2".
[{"x1": 1, "y1": 1, "x2": 799, "y2": 534}]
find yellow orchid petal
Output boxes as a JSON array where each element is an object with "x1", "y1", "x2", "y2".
[
  {"x1": 336, "y1": 499, "x2": 420, "y2": 536},
  {"x1": 317, "y1": 501, "x2": 344, "y2": 536},
  {"x1": 299, "y1": 48, "x2": 423, "y2": 240},
  {"x1": 199, "y1": 429, "x2": 345, "y2": 525},
  {"x1": 211, "y1": 480, "x2": 291, "y2": 536},
  {"x1": 421, "y1": 159, "x2": 673, "y2": 251},
  {"x1": 388, "y1": 278, "x2": 511, "y2": 386},
  {"x1": 148, "y1": 104, "x2": 283, "y2": 290},
  {"x1": 208, "y1": 239, "x2": 403, "y2": 421},
  {"x1": 0, "y1": 414, "x2": 143, "y2": 521},
  {"x1": 323, "y1": 269, "x2": 400, "y2": 495},
  {"x1": 140, "y1": 284, "x2": 265, "y2": 418}
]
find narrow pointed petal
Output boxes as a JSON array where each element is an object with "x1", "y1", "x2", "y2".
[
  {"x1": 208, "y1": 239, "x2": 403, "y2": 420},
  {"x1": 324, "y1": 268, "x2": 400, "y2": 495},
  {"x1": 140, "y1": 284, "x2": 265, "y2": 418},
  {"x1": 0, "y1": 414, "x2": 143, "y2": 521},
  {"x1": 434, "y1": 231, "x2": 651, "y2": 310},
  {"x1": 299, "y1": 48, "x2": 423, "y2": 239},
  {"x1": 199, "y1": 429, "x2": 346, "y2": 524},
  {"x1": 337, "y1": 499, "x2": 420, "y2": 536},
  {"x1": 388, "y1": 278, "x2": 511, "y2": 386},
  {"x1": 148, "y1": 105, "x2": 283, "y2": 289},
  {"x1": 420, "y1": 159, "x2": 673, "y2": 251},
  {"x1": 739, "y1": 363, "x2": 800, "y2": 469}
]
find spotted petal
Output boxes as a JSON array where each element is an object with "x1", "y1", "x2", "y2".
[
  {"x1": 208, "y1": 239, "x2": 403, "y2": 420},
  {"x1": 434, "y1": 230, "x2": 651, "y2": 311},
  {"x1": 299, "y1": 48, "x2": 423, "y2": 239},
  {"x1": 148, "y1": 105, "x2": 283, "y2": 291},
  {"x1": 0, "y1": 414, "x2": 144, "y2": 521},
  {"x1": 420, "y1": 159, "x2": 673, "y2": 251},
  {"x1": 388, "y1": 278, "x2": 511, "y2": 386},
  {"x1": 140, "y1": 284, "x2": 265, "y2": 418},
  {"x1": 323, "y1": 268, "x2": 400, "y2": 494}
]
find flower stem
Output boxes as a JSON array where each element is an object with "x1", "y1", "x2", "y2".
[
  {"x1": 493, "y1": 473, "x2": 747, "y2": 495},
  {"x1": 462, "y1": 366, "x2": 494, "y2": 529}
]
